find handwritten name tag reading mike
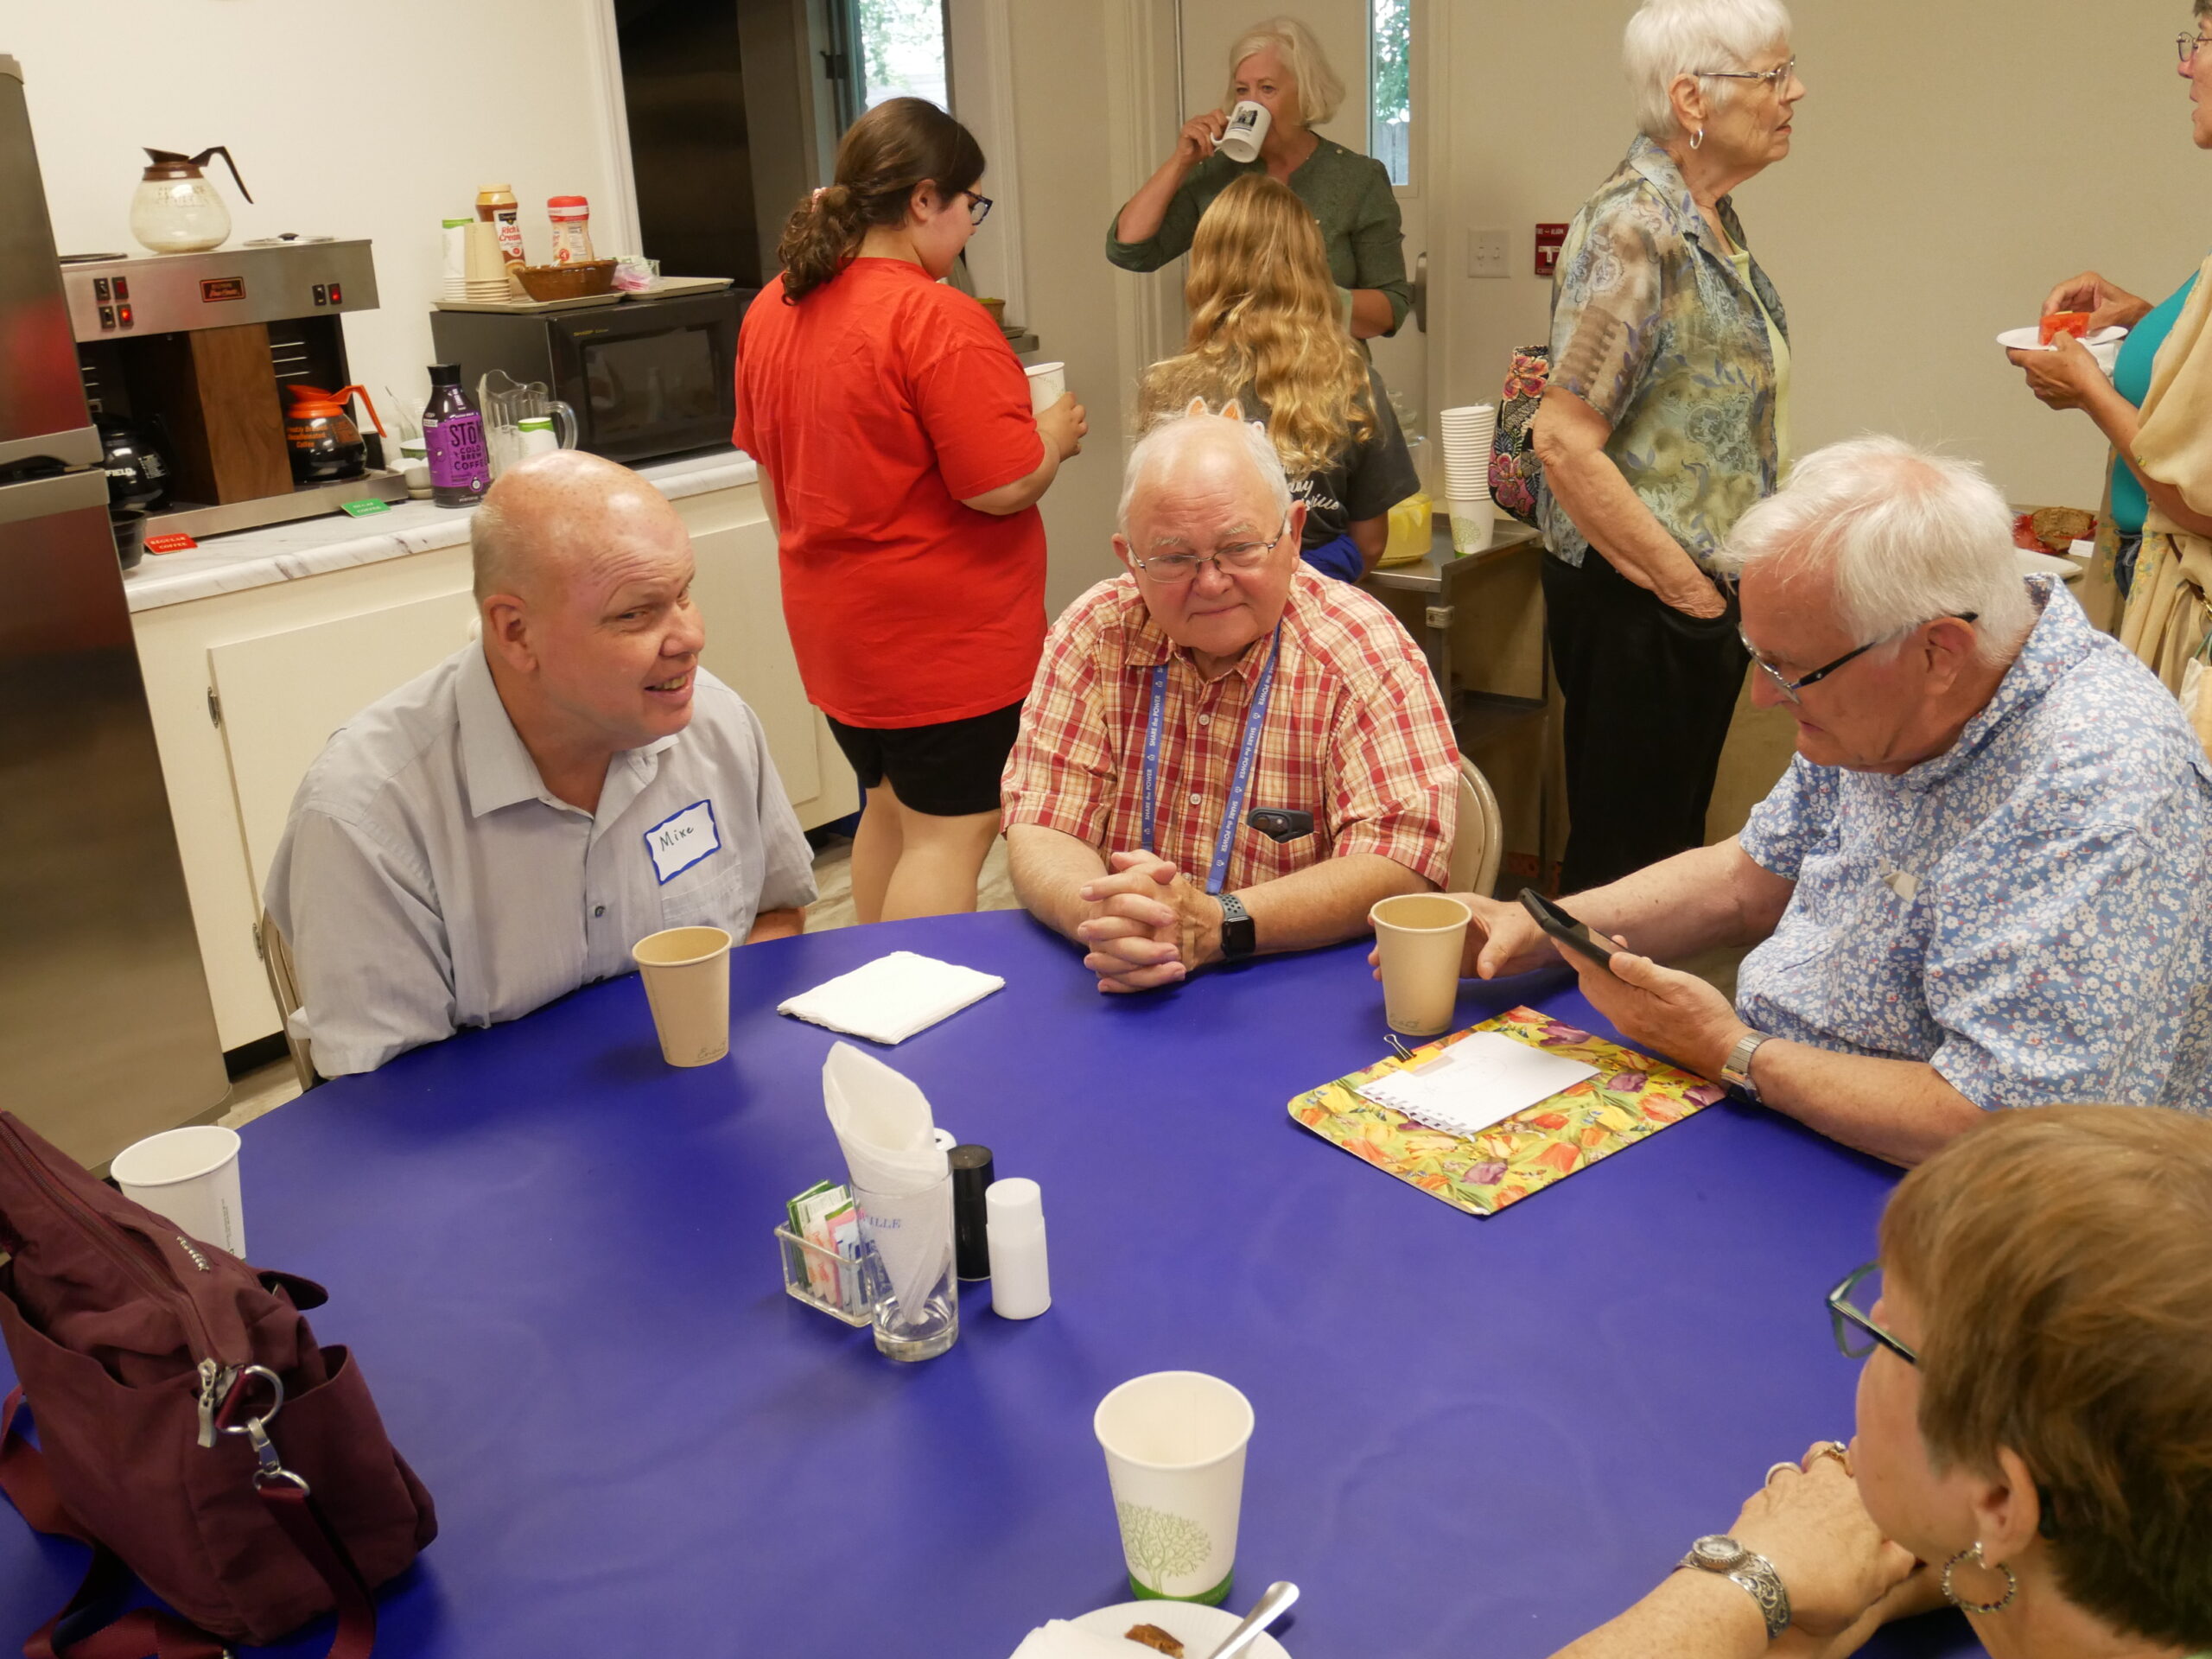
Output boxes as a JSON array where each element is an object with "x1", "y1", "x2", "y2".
[{"x1": 645, "y1": 799, "x2": 721, "y2": 885}]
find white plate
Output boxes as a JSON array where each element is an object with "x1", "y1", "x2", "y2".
[
  {"x1": 1996, "y1": 324, "x2": 2126, "y2": 374},
  {"x1": 1069, "y1": 1600, "x2": 1292, "y2": 1659},
  {"x1": 2016, "y1": 547, "x2": 2083, "y2": 580}
]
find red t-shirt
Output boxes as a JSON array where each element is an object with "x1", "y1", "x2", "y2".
[{"x1": 733, "y1": 259, "x2": 1048, "y2": 728}]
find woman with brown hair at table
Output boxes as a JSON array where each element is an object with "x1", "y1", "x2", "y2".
[
  {"x1": 734, "y1": 98, "x2": 1087, "y2": 920},
  {"x1": 1545, "y1": 1103, "x2": 2212, "y2": 1659},
  {"x1": 1136, "y1": 173, "x2": 1417, "y2": 582}
]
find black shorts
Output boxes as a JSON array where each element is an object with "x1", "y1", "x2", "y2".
[{"x1": 826, "y1": 699, "x2": 1025, "y2": 818}]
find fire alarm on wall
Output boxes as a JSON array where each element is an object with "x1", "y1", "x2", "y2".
[{"x1": 1535, "y1": 223, "x2": 1570, "y2": 276}]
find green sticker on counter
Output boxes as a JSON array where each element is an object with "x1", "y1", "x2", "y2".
[{"x1": 340, "y1": 498, "x2": 392, "y2": 518}]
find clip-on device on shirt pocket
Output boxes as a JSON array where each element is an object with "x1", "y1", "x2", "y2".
[{"x1": 1246, "y1": 808, "x2": 1314, "y2": 843}]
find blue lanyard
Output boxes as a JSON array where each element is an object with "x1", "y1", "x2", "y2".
[{"x1": 1139, "y1": 627, "x2": 1281, "y2": 895}]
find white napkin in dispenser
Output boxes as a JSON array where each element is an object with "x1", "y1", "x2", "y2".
[{"x1": 822, "y1": 1043, "x2": 951, "y2": 1319}]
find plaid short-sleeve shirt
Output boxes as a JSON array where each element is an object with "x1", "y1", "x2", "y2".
[{"x1": 1001, "y1": 569, "x2": 1458, "y2": 891}]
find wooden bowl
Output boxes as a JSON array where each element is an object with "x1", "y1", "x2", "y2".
[{"x1": 512, "y1": 260, "x2": 617, "y2": 302}]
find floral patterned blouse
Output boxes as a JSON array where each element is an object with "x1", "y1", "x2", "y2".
[
  {"x1": 1540, "y1": 136, "x2": 1788, "y2": 573},
  {"x1": 1735, "y1": 578, "x2": 2212, "y2": 1113}
]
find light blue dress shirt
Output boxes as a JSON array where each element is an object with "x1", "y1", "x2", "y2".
[
  {"x1": 265, "y1": 645, "x2": 817, "y2": 1077},
  {"x1": 1736, "y1": 578, "x2": 2212, "y2": 1112}
]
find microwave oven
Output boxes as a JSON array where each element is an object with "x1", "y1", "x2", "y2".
[{"x1": 429, "y1": 287, "x2": 749, "y2": 465}]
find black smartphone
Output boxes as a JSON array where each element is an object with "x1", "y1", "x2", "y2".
[{"x1": 1517, "y1": 887, "x2": 1622, "y2": 976}]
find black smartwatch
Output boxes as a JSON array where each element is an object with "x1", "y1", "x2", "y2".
[{"x1": 1217, "y1": 892, "x2": 1257, "y2": 961}]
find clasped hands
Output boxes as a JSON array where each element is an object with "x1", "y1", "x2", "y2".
[
  {"x1": 1726, "y1": 1440, "x2": 1929, "y2": 1652},
  {"x1": 1073, "y1": 850, "x2": 1222, "y2": 994},
  {"x1": 1373, "y1": 893, "x2": 1751, "y2": 1083}
]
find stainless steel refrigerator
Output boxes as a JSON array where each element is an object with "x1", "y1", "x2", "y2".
[{"x1": 0, "y1": 53, "x2": 228, "y2": 1166}]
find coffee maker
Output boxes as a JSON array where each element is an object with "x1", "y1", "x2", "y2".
[{"x1": 61, "y1": 239, "x2": 406, "y2": 539}]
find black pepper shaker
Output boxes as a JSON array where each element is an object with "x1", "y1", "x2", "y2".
[{"x1": 950, "y1": 1144, "x2": 995, "y2": 1280}]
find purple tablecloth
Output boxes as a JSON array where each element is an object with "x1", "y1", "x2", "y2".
[{"x1": 0, "y1": 910, "x2": 1978, "y2": 1656}]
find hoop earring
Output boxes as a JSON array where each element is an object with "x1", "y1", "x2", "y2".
[
  {"x1": 1691, "y1": 126, "x2": 1705, "y2": 149},
  {"x1": 1941, "y1": 1544, "x2": 2018, "y2": 1615}
]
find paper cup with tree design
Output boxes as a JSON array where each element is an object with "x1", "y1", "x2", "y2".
[{"x1": 1093, "y1": 1371, "x2": 1255, "y2": 1604}]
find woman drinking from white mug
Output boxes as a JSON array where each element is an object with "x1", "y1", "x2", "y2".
[{"x1": 1109, "y1": 17, "x2": 1408, "y2": 341}]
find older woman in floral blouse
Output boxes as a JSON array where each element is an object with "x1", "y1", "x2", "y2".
[{"x1": 1535, "y1": 0, "x2": 1804, "y2": 892}]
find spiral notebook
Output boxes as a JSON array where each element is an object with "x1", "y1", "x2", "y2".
[{"x1": 1355, "y1": 1032, "x2": 1598, "y2": 1137}]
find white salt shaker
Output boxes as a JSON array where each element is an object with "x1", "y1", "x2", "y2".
[{"x1": 985, "y1": 1178, "x2": 1051, "y2": 1319}]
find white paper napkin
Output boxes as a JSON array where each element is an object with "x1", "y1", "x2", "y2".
[
  {"x1": 1007, "y1": 1622, "x2": 1144, "y2": 1659},
  {"x1": 779, "y1": 950, "x2": 1004, "y2": 1045},
  {"x1": 823, "y1": 1043, "x2": 951, "y2": 1319}
]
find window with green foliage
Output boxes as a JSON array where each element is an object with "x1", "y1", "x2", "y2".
[
  {"x1": 855, "y1": 0, "x2": 948, "y2": 112},
  {"x1": 1371, "y1": 0, "x2": 1410, "y2": 186}
]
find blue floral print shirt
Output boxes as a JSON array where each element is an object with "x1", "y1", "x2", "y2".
[
  {"x1": 1541, "y1": 137, "x2": 1787, "y2": 572},
  {"x1": 1735, "y1": 578, "x2": 2212, "y2": 1113}
]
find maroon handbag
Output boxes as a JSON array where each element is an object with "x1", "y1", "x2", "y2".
[{"x1": 0, "y1": 1112, "x2": 435, "y2": 1658}]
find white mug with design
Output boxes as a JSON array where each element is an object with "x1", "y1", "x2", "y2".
[{"x1": 1217, "y1": 100, "x2": 1272, "y2": 164}]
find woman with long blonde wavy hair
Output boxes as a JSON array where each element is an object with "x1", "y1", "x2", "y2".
[{"x1": 1139, "y1": 173, "x2": 1417, "y2": 580}]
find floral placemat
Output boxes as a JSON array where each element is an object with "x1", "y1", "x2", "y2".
[{"x1": 1288, "y1": 1005, "x2": 1724, "y2": 1216}]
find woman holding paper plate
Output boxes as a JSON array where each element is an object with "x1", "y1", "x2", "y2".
[
  {"x1": 1108, "y1": 17, "x2": 1409, "y2": 341},
  {"x1": 1544, "y1": 1105, "x2": 2212, "y2": 1659},
  {"x1": 2008, "y1": 13, "x2": 2212, "y2": 715}
]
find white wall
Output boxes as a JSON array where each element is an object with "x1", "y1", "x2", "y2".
[
  {"x1": 1431, "y1": 0, "x2": 2209, "y2": 511},
  {"x1": 10, "y1": 0, "x2": 632, "y2": 429}
]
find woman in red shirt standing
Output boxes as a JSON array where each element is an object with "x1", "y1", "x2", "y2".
[{"x1": 735, "y1": 98, "x2": 1087, "y2": 920}]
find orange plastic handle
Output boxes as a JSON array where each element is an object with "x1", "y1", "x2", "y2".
[{"x1": 332, "y1": 385, "x2": 385, "y2": 439}]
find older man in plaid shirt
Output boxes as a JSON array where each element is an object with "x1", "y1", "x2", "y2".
[{"x1": 1001, "y1": 405, "x2": 1458, "y2": 993}]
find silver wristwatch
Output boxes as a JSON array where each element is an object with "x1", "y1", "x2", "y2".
[
  {"x1": 1678, "y1": 1534, "x2": 1791, "y2": 1639},
  {"x1": 1719, "y1": 1029, "x2": 1773, "y2": 1103}
]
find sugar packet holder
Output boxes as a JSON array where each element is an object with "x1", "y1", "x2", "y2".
[{"x1": 777, "y1": 1179, "x2": 887, "y2": 1325}]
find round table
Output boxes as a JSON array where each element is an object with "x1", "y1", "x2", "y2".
[{"x1": 0, "y1": 911, "x2": 1978, "y2": 1657}]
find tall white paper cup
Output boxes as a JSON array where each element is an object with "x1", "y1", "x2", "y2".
[
  {"x1": 1025, "y1": 360, "x2": 1067, "y2": 414},
  {"x1": 1370, "y1": 893, "x2": 1471, "y2": 1035},
  {"x1": 111, "y1": 1126, "x2": 245, "y2": 1258},
  {"x1": 1217, "y1": 99, "x2": 1272, "y2": 163},
  {"x1": 1095, "y1": 1371, "x2": 1254, "y2": 1605}
]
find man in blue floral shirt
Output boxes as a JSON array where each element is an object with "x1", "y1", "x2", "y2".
[{"x1": 1443, "y1": 437, "x2": 2212, "y2": 1166}]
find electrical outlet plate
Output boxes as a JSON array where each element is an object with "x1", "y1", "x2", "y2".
[{"x1": 1469, "y1": 228, "x2": 1508, "y2": 278}]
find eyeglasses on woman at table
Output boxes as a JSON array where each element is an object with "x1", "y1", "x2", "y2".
[
  {"x1": 1128, "y1": 518, "x2": 1293, "y2": 582},
  {"x1": 1741, "y1": 611, "x2": 1980, "y2": 705},
  {"x1": 1827, "y1": 1262, "x2": 1917, "y2": 1365},
  {"x1": 1694, "y1": 56, "x2": 1797, "y2": 94},
  {"x1": 960, "y1": 190, "x2": 994, "y2": 226},
  {"x1": 2181, "y1": 30, "x2": 2212, "y2": 62}
]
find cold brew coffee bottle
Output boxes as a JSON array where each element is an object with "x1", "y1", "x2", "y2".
[{"x1": 423, "y1": 363, "x2": 489, "y2": 507}]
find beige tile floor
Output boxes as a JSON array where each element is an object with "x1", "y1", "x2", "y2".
[{"x1": 214, "y1": 836, "x2": 1020, "y2": 1128}]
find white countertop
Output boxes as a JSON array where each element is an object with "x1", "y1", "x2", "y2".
[{"x1": 122, "y1": 448, "x2": 759, "y2": 613}]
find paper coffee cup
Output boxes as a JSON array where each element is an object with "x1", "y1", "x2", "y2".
[
  {"x1": 631, "y1": 925, "x2": 734, "y2": 1066},
  {"x1": 1217, "y1": 99, "x2": 1271, "y2": 164},
  {"x1": 1025, "y1": 360, "x2": 1067, "y2": 414},
  {"x1": 111, "y1": 1125, "x2": 245, "y2": 1259},
  {"x1": 1095, "y1": 1371, "x2": 1254, "y2": 1605},
  {"x1": 463, "y1": 219, "x2": 503, "y2": 283},
  {"x1": 1370, "y1": 893, "x2": 1471, "y2": 1036},
  {"x1": 1449, "y1": 497, "x2": 1497, "y2": 556}
]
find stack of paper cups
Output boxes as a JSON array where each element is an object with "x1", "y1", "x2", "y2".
[{"x1": 1439, "y1": 403, "x2": 1498, "y2": 553}]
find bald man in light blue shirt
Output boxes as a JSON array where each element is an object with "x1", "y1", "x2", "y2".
[{"x1": 266, "y1": 453, "x2": 815, "y2": 1077}]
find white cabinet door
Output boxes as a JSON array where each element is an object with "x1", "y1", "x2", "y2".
[
  {"x1": 207, "y1": 593, "x2": 480, "y2": 902},
  {"x1": 688, "y1": 515, "x2": 822, "y2": 807}
]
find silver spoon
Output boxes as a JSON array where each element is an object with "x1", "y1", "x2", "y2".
[{"x1": 1203, "y1": 1580, "x2": 1300, "y2": 1659}]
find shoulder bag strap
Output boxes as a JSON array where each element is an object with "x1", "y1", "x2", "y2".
[{"x1": 3, "y1": 1390, "x2": 372, "y2": 1659}]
